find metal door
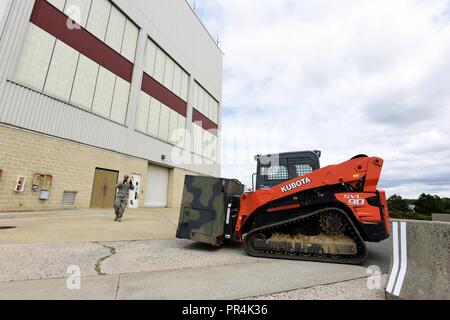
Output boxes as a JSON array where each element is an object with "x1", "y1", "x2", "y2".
[
  {"x1": 144, "y1": 164, "x2": 169, "y2": 208},
  {"x1": 128, "y1": 174, "x2": 141, "y2": 208},
  {"x1": 90, "y1": 168, "x2": 119, "y2": 209}
]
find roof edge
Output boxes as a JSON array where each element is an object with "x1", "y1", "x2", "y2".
[{"x1": 183, "y1": 0, "x2": 224, "y2": 55}]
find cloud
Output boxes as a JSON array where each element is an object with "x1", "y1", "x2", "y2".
[{"x1": 190, "y1": 0, "x2": 450, "y2": 198}]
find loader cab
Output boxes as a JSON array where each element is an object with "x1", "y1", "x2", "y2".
[{"x1": 253, "y1": 151, "x2": 321, "y2": 190}]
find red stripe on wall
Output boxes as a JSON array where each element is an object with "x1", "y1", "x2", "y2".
[
  {"x1": 30, "y1": 0, "x2": 133, "y2": 82},
  {"x1": 141, "y1": 72, "x2": 187, "y2": 117},
  {"x1": 192, "y1": 109, "x2": 218, "y2": 134}
]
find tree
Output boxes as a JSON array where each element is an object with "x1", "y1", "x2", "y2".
[
  {"x1": 441, "y1": 198, "x2": 450, "y2": 213},
  {"x1": 414, "y1": 193, "x2": 444, "y2": 215},
  {"x1": 388, "y1": 195, "x2": 412, "y2": 213}
]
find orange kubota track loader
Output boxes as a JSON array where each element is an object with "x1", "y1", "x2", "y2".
[{"x1": 176, "y1": 152, "x2": 390, "y2": 265}]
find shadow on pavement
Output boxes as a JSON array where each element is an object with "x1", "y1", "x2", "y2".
[
  {"x1": 0, "y1": 226, "x2": 17, "y2": 230},
  {"x1": 181, "y1": 241, "x2": 245, "y2": 253},
  {"x1": 363, "y1": 240, "x2": 390, "y2": 273},
  {"x1": 180, "y1": 238, "x2": 391, "y2": 270}
]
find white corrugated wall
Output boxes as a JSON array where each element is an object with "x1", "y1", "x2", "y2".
[{"x1": 0, "y1": 0, "x2": 221, "y2": 177}]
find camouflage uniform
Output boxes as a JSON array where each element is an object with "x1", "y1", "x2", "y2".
[{"x1": 115, "y1": 180, "x2": 134, "y2": 220}]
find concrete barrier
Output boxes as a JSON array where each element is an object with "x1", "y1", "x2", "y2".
[
  {"x1": 385, "y1": 220, "x2": 449, "y2": 300},
  {"x1": 432, "y1": 213, "x2": 450, "y2": 223}
]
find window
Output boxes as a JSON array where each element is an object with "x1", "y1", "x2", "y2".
[
  {"x1": 264, "y1": 166, "x2": 289, "y2": 181},
  {"x1": 13, "y1": 0, "x2": 138, "y2": 125},
  {"x1": 193, "y1": 82, "x2": 199, "y2": 110},
  {"x1": 215, "y1": 102, "x2": 219, "y2": 122},
  {"x1": 47, "y1": 0, "x2": 65, "y2": 11},
  {"x1": 158, "y1": 103, "x2": 170, "y2": 141},
  {"x1": 163, "y1": 58, "x2": 175, "y2": 91},
  {"x1": 70, "y1": 55, "x2": 99, "y2": 110},
  {"x1": 64, "y1": 0, "x2": 92, "y2": 28},
  {"x1": 180, "y1": 72, "x2": 189, "y2": 101},
  {"x1": 43, "y1": 40, "x2": 79, "y2": 101},
  {"x1": 147, "y1": 98, "x2": 161, "y2": 137},
  {"x1": 136, "y1": 92, "x2": 150, "y2": 132},
  {"x1": 190, "y1": 124, "x2": 218, "y2": 160},
  {"x1": 194, "y1": 124, "x2": 203, "y2": 155},
  {"x1": 144, "y1": 39, "x2": 157, "y2": 76},
  {"x1": 209, "y1": 97, "x2": 215, "y2": 120},
  {"x1": 91, "y1": 67, "x2": 115, "y2": 118},
  {"x1": 198, "y1": 86, "x2": 204, "y2": 114},
  {"x1": 110, "y1": 77, "x2": 130, "y2": 124},
  {"x1": 135, "y1": 91, "x2": 187, "y2": 147},
  {"x1": 86, "y1": 0, "x2": 138, "y2": 59},
  {"x1": 144, "y1": 38, "x2": 190, "y2": 102},
  {"x1": 172, "y1": 65, "x2": 182, "y2": 96},
  {"x1": 212, "y1": 135, "x2": 218, "y2": 161},
  {"x1": 105, "y1": 5, "x2": 126, "y2": 53},
  {"x1": 168, "y1": 109, "x2": 179, "y2": 145},
  {"x1": 205, "y1": 95, "x2": 211, "y2": 119},
  {"x1": 85, "y1": 0, "x2": 111, "y2": 41},
  {"x1": 177, "y1": 114, "x2": 186, "y2": 148},
  {"x1": 13, "y1": 24, "x2": 55, "y2": 92},
  {"x1": 203, "y1": 130, "x2": 214, "y2": 159},
  {"x1": 294, "y1": 164, "x2": 314, "y2": 177},
  {"x1": 193, "y1": 81, "x2": 219, "y2": 124},
  {"x1": 191, "y1": 82, "x2": 219, "y2": 160},
  {"x1": 153, "y1": 47, "x2": 166, "y2": 83},
  {"x1": 121, "y1": 20, "x2": 139, "y2": 62}
]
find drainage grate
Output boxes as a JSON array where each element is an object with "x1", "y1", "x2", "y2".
[{"x1": 62, "y1": 191, "x2": 77, "y2": 206}]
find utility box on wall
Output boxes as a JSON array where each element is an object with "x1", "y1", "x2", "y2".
[
  {"x1": 29, "y1": 173, "x2": 53, "y2": 200},
  {"x1": 40, "y1": 175, "x2": 53, "y2": 200},
  {"x1": 39, "y1": 191, "x2": 49, "y2": 200},
  {"x1": 15, "y1": 176, "x2": 26, "y2": 192},
  {"x1": 32, "y1": 174, "x2": 43, "y2": 192},
  {"x1": 41, "y1": 175, "x2": 52, "y2": 191}
]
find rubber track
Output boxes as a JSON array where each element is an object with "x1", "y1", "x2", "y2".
[{"x1": 243, "y1": 207, "x2": 368, "y2": 265}]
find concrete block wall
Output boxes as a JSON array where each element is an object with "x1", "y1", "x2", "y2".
[
  {"x1": 166, "y1": 167, "x2": 200, "y2": 208},
  {"x1": 0, "y1": 125, "x2": 148, "y2": 212}
]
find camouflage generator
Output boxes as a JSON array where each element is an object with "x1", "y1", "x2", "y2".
[{"x1": 176, "y1": 175, "x2": 245, "y2": 246}]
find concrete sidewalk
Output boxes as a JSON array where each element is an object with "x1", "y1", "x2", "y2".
[
  {"x1": 0, "y1": 208, "x2": 390, "y2": 300},
  {"x1": 0, "y1": 208, "x2": 179, "y2": 244},
  {"x1": 0, "y1": 254, "x2": 382, "y2": 300}
]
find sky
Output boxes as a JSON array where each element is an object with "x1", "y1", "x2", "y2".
[{"x1": 187, "y1": 0, "x2": 450, "y2": 199}]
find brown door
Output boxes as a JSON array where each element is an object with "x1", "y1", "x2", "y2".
[{"x1": 90, "y1": 168, "x2": 119, "y2": 209}]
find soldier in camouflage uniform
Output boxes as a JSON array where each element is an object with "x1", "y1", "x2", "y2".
[{"x1": 114, "y1": 175, "x2": 134, "y2": 222}]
